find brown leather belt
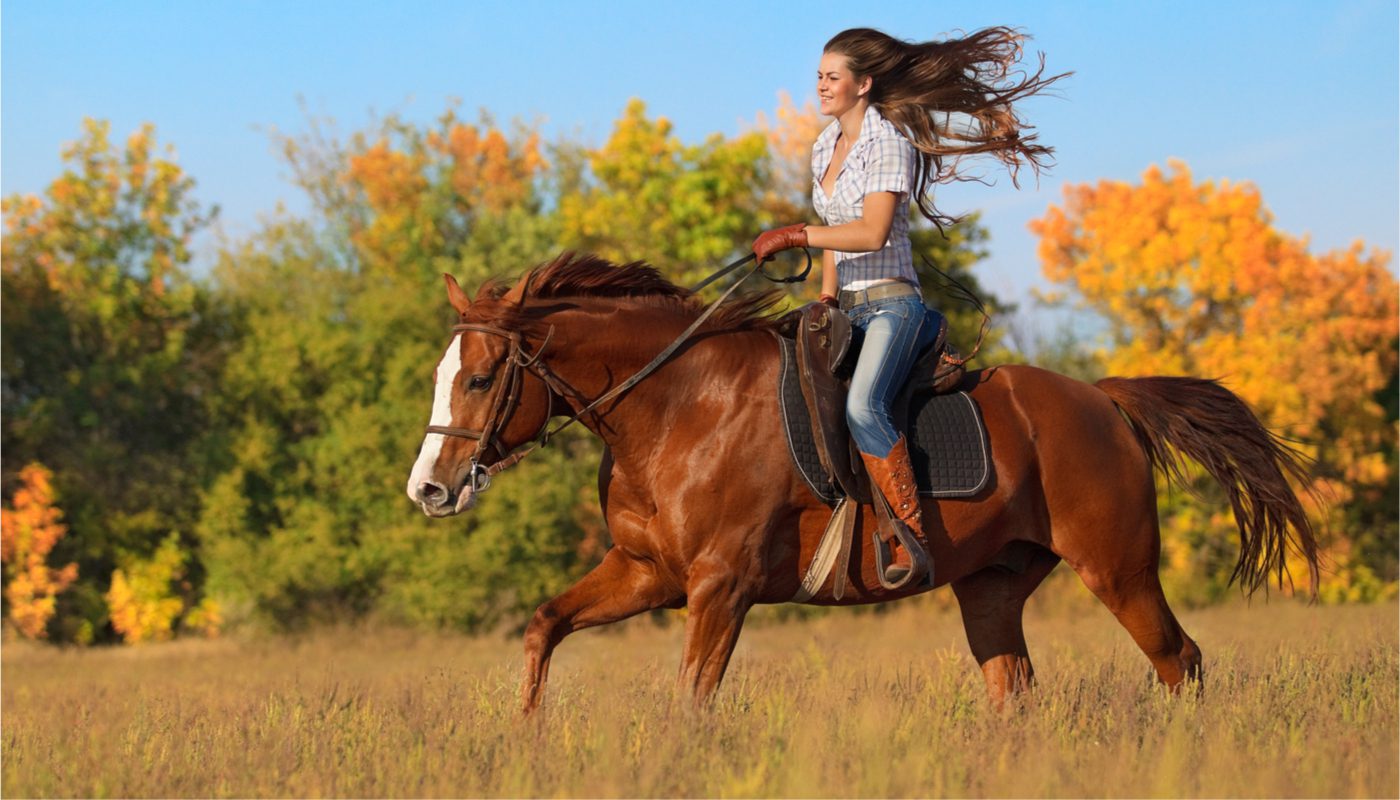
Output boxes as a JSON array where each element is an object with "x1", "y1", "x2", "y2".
[{"x1": 838, "y1": 281, "x2": 919, "y2": 311}]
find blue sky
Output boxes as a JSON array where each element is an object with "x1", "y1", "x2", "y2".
[{"x1": 5, "y1": 0, "x2": 1397, "y2": 328}]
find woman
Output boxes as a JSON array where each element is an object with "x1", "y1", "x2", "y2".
[{"x1": 752, "y1": 26, "x2": 1064, "y2": 587}]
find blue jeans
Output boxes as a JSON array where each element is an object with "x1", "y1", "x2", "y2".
[{"x1": 846, "y1": 295, "x2": 943, "y2": 458}]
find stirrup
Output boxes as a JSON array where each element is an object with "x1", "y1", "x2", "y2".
[{"x1": 872, "y1": 520, "x2": 930, "y2": 591}]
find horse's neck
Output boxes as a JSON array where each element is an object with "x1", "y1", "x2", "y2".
[{"x1": 545, "y1": 303, "x2": 772, "y2": 462}]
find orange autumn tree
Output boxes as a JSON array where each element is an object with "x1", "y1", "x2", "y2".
[
  {"x1": 1032, "y1": 160, "x2": 1398, "y2": 601},
  {"x1": 343, "y1": 119, "x2": 542, "y2": 273},
  {"x1": 1, "y1": 464, "x2": 78, "y2": 639},
  {"x1": 751, "y1": 91, "x2": 827, "y2": 223},
  {"x1": 274, "y1": 106, "x2": 547, "y2": 279}
]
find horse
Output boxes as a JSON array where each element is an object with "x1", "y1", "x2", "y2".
[{"x1": 404, "y1": 252, "x2": 1321, "y2": 713}]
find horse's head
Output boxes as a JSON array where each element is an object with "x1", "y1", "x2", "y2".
[{"x1": 405, "y1": 273, "x2": 556, "y2": 517}]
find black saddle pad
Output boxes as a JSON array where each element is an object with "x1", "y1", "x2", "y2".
[{"x1": 777, "y1": 337, "x2": 990, "y2": 505}]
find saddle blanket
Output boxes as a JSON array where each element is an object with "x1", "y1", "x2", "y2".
[{"x1": 777, "y1": 337, "x2": 990, "y2": 506}]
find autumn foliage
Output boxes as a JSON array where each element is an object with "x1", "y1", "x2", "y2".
[
  {"x1": 3, "y1": 106, "x2": 1395, "y2": 645},
  {"x1": 104, "y1": 534, "x2": 189, "y2": 644},
  {"x1": 751, "y1": 91, "x2": 828, "y2": 221},
  {"x1": 336, "y1": 114, "x2": 547, "y2": 272},
  {"x1": 1033, "y1": 160, "x2": 1398, "y2": 600},
  {"x1": 558, "y1": 98, "x2": 774, "y2": 287},
  {"x1": 1, "y1": 464, "x2": 78, "y2": 639}
]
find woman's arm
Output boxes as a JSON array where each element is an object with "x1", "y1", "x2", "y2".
[
  {"x1": 821, "y1": 248, "x2": 838, "y2": 301},
  {"x1": 805, "y1": 191, "x2": 898, "y2": 253}
]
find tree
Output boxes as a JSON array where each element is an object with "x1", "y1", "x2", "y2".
[
  {"x1": 558, "y1": 98, "x2": 776, "y2": 288},
  {"x1": 751, "y1": 91, "x2": 828, "y2": 225},
  {"x1": 1, "y1": 119, "x2": 224, "y2": 641},
  {"x1": 1032, "y1": 160, "x2": 1398, "y2": 601},
  {"x1": 1, "y1": 464, "x2": 78, "y2": 640},
  {"x1": 105, "y1": 533, "x2": 187, "y2": 644},
  {"x1": 200, "y1": 108, "x2": 600, "y2": 631}
]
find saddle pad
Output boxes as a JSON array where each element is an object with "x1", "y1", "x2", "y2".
[
  {"x1": 776, "y1": 337, "x2": 990, "y2": 502},
  {"x1": 905, "y1": 390, "x2": 991, "y2": 497}
]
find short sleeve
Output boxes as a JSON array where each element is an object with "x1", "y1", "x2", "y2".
[{"x1": 862, "y1": 132, "x2": 914, "y2": 197}]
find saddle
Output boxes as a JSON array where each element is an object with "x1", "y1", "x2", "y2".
[
  {"x1": 785, "y1": 302, "x2": 968, "y2": 505},
  {"x1": 774, "y1": 301, "x2": 988, "y2": 598}
]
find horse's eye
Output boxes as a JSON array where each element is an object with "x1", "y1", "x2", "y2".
[{"x1": 468, "y1": 374, "x2": 493, "y2": 392}]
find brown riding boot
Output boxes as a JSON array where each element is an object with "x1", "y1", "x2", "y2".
[{"x1": 860, "y1": 436, "x2": 927, "y2": 585}]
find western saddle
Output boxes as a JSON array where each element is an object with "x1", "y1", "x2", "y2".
[{"x1": 778, "y1": 301, "x2": 970, "y2": 594}]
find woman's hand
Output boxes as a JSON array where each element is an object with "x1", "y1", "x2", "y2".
[{"x1": 752, "y1": 223, "x2": 808, "y2": 262}]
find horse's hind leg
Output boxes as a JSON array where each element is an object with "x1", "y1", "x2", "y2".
[
  {"x1": 951, "y1": 546, "x2": 1061, "y2": 706},
  {"x1": 1068, "y1": 536, "x2": 1203, "y2": 690}
]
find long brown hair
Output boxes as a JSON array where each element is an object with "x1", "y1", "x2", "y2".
[{"x1": 825, "y1": 26, "x2": 1069, "y2": 229}]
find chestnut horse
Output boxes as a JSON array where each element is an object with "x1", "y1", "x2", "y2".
[{"x1": 405, "y1": 253, "x2": 1320, "y2": 713}]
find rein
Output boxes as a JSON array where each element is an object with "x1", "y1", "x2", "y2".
[{"x1": 427, "y1": 250, "x2": 810, "y2": 494}]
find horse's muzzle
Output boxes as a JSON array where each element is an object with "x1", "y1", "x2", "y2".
[{"x1": 412, "y1": 478, "x2": 478, "y2": 517}]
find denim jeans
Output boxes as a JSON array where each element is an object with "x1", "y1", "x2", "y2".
[{"x1": 846, "y1": 294, "x2": 943, "y2": 458}]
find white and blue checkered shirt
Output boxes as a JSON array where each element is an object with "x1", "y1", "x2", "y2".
[{"x1": 811, "y1": 104, "x2": 919, "y2": 291}]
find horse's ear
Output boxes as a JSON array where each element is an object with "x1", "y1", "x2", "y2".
[
  {"x1": 502, "y1": 271, "x2": 536, "y2": 307},
  {"x1": 443, "y1": 273, "x2": 471, "y2": 315}
]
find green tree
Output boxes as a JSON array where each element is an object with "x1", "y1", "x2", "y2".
[
  {"x1": 1, "y1": 119, "x2": 224, "y2": 641},
  {"x1": 199, "y1": 109, "x2": 601, "y2": 630},
  {"x1": 558, "y1": 98, "x2": 777, "y2": 288},
  {"x1": 910, "y1": 213, "x2": 1014, "y2": 364}
]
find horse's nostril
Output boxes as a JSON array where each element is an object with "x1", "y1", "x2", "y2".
[{"x1": 417, "y1": 481, "x2": 448, "y2": 505}]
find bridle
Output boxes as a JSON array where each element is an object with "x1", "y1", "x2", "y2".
[
  {"x1": 423, "y1": 321, "x2": 582, "y2": 494},
  {"x1": 424, "y1": 250, "x2": 811, "y2": 496}
]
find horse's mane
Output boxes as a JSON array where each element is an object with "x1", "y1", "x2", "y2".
[{"x1": 469, "y1": 252, "x2": 788, "y2": 333}]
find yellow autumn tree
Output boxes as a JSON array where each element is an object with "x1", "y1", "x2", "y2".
[
  {"x1": 1032, "y1": 160, "x2": 1398, "y2": 601},
  {"x1": 558, "y1": 98, "x2": 775, "y2": 288},
  {"x1": 1, "y1": 464, "x2": 79, "y2": 639},
  {"x1": 105, "y1": 533, "x2": 188, "y2": 644}
]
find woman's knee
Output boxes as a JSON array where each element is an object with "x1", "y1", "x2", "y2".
[{"x1": 846, "y1": 392, "x2": 879, "y2": 430}]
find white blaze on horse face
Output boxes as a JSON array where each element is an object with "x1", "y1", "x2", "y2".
[{"x1": 406, "y1": 333, "x2": 463, "y2": 504}]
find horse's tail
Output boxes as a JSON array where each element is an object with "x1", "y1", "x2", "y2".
[{"x1": 1096, "y1": 376, "x2": 1321, "y2": 598}]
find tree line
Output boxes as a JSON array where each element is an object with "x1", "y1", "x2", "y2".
[{"x1": 3, "y1": 99, "x2": 1395, "y2": 644}]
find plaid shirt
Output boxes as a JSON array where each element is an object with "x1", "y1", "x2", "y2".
[{"x1": 811, "y1": 104, "x2": 919, "y2": 290}]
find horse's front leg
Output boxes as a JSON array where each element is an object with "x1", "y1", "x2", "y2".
[
  {"x1": 522, "y1": 548, "x2": 678, "y2": 714},
  {"x1": 677, "y1": 559, "x2": 754, "y2": 705}
]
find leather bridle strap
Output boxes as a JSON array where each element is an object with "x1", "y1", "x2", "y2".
[
  {"x1": 424, "y1": 322, "x2": 551, "y2": 492},
  {"x1": 531, "y1": 258, "x2": 763, "y2": 443},
  {"x1": 427, "y1": 250, "x2": 802, "y2": 490}
]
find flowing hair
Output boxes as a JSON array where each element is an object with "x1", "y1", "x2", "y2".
[{"x1": 825, "y1": 26, "x2": 1069, "y2": 229}]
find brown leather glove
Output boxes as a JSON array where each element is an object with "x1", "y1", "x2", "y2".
[
  {"x1": 819, "y1": 293, "x2": 839, "y2": 308},
  {"x1": 752, "y1": 223, "x2": 808, "y2": 262}
]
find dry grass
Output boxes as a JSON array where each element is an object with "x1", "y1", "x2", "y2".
[{"x1": 3, "y1": 593, "x2": 1396, "y2": 798}]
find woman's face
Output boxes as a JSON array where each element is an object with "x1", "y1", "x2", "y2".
[{"x1": 817, "y1": 51, "x2": 868, "y2": 118}]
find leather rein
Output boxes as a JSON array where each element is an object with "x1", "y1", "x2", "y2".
[{"x1": 425, "y1": 250, "x2": 811, "y2": 495}]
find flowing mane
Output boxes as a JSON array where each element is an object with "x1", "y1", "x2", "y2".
[{"x1": 467, "y1": 252, "x2": 788, "y2": 333}]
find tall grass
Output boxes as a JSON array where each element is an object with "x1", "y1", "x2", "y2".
[{"x1": 3, "y1": 598, "x2": 1395, "y2": 797}]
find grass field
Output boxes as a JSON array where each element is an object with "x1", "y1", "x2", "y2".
[{"x1": 3, "y1": 589, "x2": 1396, "y2": 798}]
